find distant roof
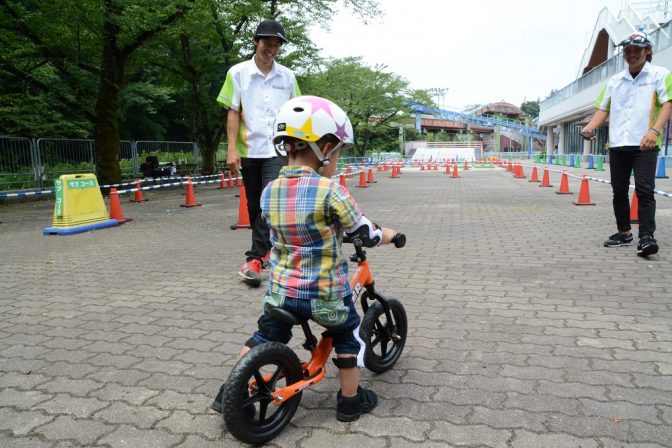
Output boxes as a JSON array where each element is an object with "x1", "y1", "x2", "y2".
[{"x1": 475, "y1": 101, "x2": 523, "y2": 117}]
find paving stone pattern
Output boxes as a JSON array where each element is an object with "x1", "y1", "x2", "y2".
[{"x1": 0, "y1": 164, "x2": 671, "y2": 447}]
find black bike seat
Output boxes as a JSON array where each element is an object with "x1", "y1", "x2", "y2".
[{"x1": 268, "y1": 307, "x2": 307, "y2": 326}]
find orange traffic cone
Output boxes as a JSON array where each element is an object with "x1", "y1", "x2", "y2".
[
  {"x1": 390, "y1": 165, "x2": 399, "y2": 178},
  {"x1": 463, "y1": 161, "x2": 469, "y2": 171},
  {"x1": 540, "y1": 167, "x2": 553, "y2": 187},
  {"x1": 130, "y1": 180, "x2": 147, "y2": 202},
  {"x1": 367, "y1": 167, "x2": 376, "y2": 183},
  {"x1": 451, "y1": 162, "x2": 460, "y2": 178},
  {"x1": 514, "y1": 163, "x2": 526, "y2": 179},
  {"x1": 231, "y1": 184, "x2": 251, "y2": 229},
  {"x1": 181, "y1": 177, "x2": 202, "y2": 208},
  {"x1": 340, "y1": 173, "x2": 347, "y2": 188},
  {"x1": 217, "y1": 171, "x2": 228, "y2": 189},
  {"x1": 236, "y1": 173, "x2": 243, "y2": 187},
  {"x1": 356, "y1": 170, "x2": 368, "y2": 188},
  {"x1": 555, "y1": 171, "x2": 573, "y2": 194},
  {"x1": 630, "y1": 190, "x2": 639, "y2": 224},
  {"x1": 377, "y1": 164, "x2": 382, "y2": 172},
  {"x1": 421, "y1": 164, "x2": 426, "y2": 171},
  {"x1": 506, "y1": 161, "x2": 512, "y2": 172},
  {"x1": 529, "y1": 166, "x2": 540, "y2": 182},
  {"x1": 227, "y1": 172, "x2": 234, "y2": 188},
  {"x1": 445, "y1": 163, "x2": 451, "y2": 175},
  {"x1": 573, "y1": 175, "x2": 595, "y2": 205},
  {"x1": 433, "y1": 163, "x2": 438, "y2": 171},
  {"x1": 109, "y1": 187, "x2": 132, "y2": 223},
  {"x1": 346, "y1": 166, "x2": 352, "y2": 178}
]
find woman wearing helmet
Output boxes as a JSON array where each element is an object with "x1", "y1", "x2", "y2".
[
  {"x1": 582, "y1": 31, "x2": 672, "y2": 257},
  {"x1": 211, "y1": 95, "x2": 397, "y2": 422}
]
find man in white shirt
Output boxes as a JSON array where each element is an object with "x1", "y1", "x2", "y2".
[
  {"x1": 217, "y1": 19, "x2": 301, "y2": 286},
  {"x1": 582, "y1": 31, "x2": 672, "y2": 257}
]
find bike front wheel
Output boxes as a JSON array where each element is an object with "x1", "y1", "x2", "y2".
[
  {"x1": 222, "y1": 342, "x2": 303, "y2": 445},
  {"x1": 360, "y1": 297, "x2": 407, "y2": 373}
]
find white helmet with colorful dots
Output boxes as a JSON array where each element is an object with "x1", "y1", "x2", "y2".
[{"x1": 273, "y1": 95, "x2": 354, "y2": 166}]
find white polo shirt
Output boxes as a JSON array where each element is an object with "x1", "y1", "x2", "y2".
[
  {"x1": 595, "y1": 62, "x2": 672, "y2": 148},
  {"x1": 217, "y1": 57, "x2": 300, "y2": 158}
]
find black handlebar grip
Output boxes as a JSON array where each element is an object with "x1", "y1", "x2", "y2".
[{"x1": 393, "y1": 233, "x2": 406, "y2": 248}]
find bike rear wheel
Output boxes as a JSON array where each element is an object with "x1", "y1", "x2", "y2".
[
  {"x1": 360, "y1": 297, "x2": 407, "y2": 373},
  {"x1": 222, "y1": 342, "x2": 303, "y2": 445}
]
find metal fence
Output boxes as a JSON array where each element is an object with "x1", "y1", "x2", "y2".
[
  {"x1": 0, "y1": 137, "x2": 198, "y2": 191},
  {"x1": 0, "y1": 137, "x2": 36, "y2": 191},
  {"x1": 135, "y1": 141, "x2": 199, "y2": 177}
]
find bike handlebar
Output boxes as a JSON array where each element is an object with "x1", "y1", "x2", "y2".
[{"x1": 343, "y1": 232, "x2": 406, "y2": 248}]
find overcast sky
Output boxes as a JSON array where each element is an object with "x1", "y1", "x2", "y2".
[{"x1": 309, "y1": 0, "x2": 626, "y2": 110}]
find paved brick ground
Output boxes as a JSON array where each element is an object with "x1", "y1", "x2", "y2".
[{"x1": 1, "y1": 162, "x2": 671, "y2": 447}]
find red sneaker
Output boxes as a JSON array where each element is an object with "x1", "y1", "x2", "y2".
[{"x1": 239, "y1": 259, "x2": 263, "y2": 287}]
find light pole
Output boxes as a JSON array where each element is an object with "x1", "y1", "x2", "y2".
[{"x1": 428, "y1": 87, "x2": 449, "y2": 109}]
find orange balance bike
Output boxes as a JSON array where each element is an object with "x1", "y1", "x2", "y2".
[{"x1": 221, "y1": 233, "x2": 408, "y2": 444}]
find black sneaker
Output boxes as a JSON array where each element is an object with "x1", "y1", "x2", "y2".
[
  {"x1": 211, "y1": 384, "x2": 255, "y2": 419},
  {"x1": 604, "y1": 232, "x2": 633, "y2": 247},
  {"x1": 210, "y1": 384, "x2": 225, "y2": 413},
  {"x1": 637, "y1": 235, "x2": 659, "y2": 257},
  {"x1": 336, "y1": 386, "x2": 378, "y2": 422}
]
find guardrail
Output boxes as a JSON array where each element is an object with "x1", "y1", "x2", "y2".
[{"x1": 541, "y1": 19, "x2": 672, "y2": 110}]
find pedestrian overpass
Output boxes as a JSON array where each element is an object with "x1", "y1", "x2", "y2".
[{"x1": 408, "y1": 102, "x2": 546, "y2": 157}]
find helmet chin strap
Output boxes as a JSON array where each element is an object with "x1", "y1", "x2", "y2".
[{"x1": 309, "y1": 141, "x2": 343, "y2": 168}]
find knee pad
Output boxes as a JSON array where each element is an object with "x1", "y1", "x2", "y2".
[{"x1": 332, "y1": 357, "x2": 358, "y2": 369}]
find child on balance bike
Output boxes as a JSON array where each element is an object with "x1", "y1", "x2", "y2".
[{"x1": 212, "y1": 95, "x2": 397, "y2": 421}]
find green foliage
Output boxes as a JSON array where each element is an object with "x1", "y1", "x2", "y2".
[
  {"x1": 435, "y1": 130, "x2": 449, "y2": 142},
  {"x1": 140, "y1": 150, "x2": 194, "y2": 164},
  {"x1": 0, "y1": 173, "x2": 35, "y2": 191},
  {"x1": 119, "y1": 79, "x2": 176, "y2": 140},
  {"x1": 521, "y1": 100, "x2": 540, "y2": 119},
  {"x1": 1, "y1": 0, "x2": 394, "y2": 179},
  {"x1": 300, "y1": 56, "x2": 422, "y2": 156}
]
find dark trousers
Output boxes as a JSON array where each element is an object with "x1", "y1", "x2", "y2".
[
  {"x1": 609, "y1": 148, "x2": 658, "y2": 238},
  {"x1": 241, "y1": 157, "x2": 283, "y2": 261}
]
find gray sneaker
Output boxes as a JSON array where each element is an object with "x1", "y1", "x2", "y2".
[{"x1": 604, "y1": 232, "x2": 633, "y2": 247}]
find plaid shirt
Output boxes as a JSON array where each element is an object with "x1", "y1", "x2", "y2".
[{"x1": 260, "y1": 166, "x2": 362, "y2": 300}]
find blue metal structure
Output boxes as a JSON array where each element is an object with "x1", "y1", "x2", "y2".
[
  {"x1": 409, "y1": 102, "x2": 546, "y2": 158},
  {"x1": 410, "y1": 103, "x2": 546, "y2": 140}
]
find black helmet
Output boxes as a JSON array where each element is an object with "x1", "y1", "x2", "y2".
[{"x1": 255, "y1": 19, "x2": 287, "y2": 44}]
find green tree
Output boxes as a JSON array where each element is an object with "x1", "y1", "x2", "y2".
[
  {"x1": 169, "y1": 0, "x2": 380, "y2": 172},
  {"x1": 0, "y1": 0, "x2": 384, "y2": 178},
  {"x1": 0, "y1": 0, "x2": 195, "y2": 185},
  {"x1": 520, "y1": 99, "x2": 540, "y2": 119},
  {"x1": 302, "y1": 57, "x2": 421, "y2": 156}
]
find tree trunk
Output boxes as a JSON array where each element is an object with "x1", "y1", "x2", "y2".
[
  {"x1": 94, "y1": 79, "x2": 122, "y2": 188},
  {"x1": 360, "y1": 128, "x2": 371, "y2": 157},
  {"x1": 94, "y1": 13, "x2": 124, "y2": 187},
  {"x1": 199, "y1": 139, "x2": 218, "y2": 173},
  {"x1": 94, "y1": 1, "x2": 193, "y2": 186}
]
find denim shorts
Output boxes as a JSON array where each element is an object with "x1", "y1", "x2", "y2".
[{"x1": 248, "y1": 294, "x2": 364, "y2": 359}]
